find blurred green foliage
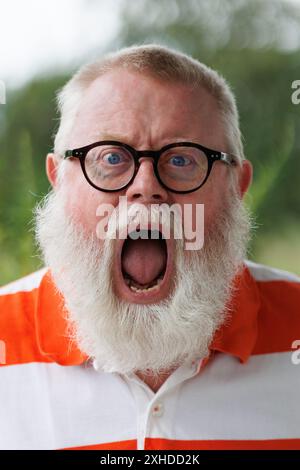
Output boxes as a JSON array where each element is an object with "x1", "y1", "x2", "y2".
[
  {"x1": 0, "y1": 0, "x2": 300, "y2": 285},
  {"x1": 0, "y1": 76, "x2": 68, "y2": 283}
]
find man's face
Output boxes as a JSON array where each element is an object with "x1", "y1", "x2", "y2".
[
  {"x1": 41, "y1": 68, "x2": 252, "y2": 375},
  {"x1": 50, "y1": 69, "x2": 238, "y2": 304}
]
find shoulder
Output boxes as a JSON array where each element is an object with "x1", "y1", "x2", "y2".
[
  {"x1": 245, "y1": 260, "x2": 300, "y2": 307},
  {"x1": 245, "y1": 260, "x2": 300, "y2": 355},
  {"x1": 0, "y1": 268, "x2": 48, "y2": 319},
  {"x1": 0, "y1": 268, "x2": 48, "y2": 296},
  {"x1": 0, "y1": 268, "x2": 48, "y2": 366},
  {"x1": 245, "y1": 259, "x2": 300, "y2": 284}
]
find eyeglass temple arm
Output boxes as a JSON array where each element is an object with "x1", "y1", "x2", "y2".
[
  {"x1": 64, "y1": 150, "x2": 84, "y2": 159},
  {"x1": 220, "y1": 152, "x2": 239, "y2": 166}
]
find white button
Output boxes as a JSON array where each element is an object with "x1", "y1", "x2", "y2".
[{"x1": 152, "y1": 402, "x2": 164, "y2": 417}]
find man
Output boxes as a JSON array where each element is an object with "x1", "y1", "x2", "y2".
[{"x1": 0, "y1": 44, "x2": 299, "y2": 451}]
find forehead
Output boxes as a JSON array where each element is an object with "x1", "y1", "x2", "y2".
[{"x1": 69, "y1": 68, "x2": 225, "y2": 149}]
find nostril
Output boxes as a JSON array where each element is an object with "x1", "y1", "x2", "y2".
[{"x1": 132, "y1": 192, "x2": 162, "y2": 200}]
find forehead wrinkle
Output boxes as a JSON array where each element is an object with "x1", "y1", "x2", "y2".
[
  {"x1": 87, "y1": 109, "x2": 221, "y2": 150},
  {"x1": 87, "y1": 102, "x2": 212, "y2": 149},
  {"x1": 90, "y1": 110, "x2": 206, "y2": 149},
  {"x1": 71, "y1": 69, "x2": 225, "y2": 151}
]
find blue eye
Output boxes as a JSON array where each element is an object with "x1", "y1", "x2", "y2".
[
  {"x1": 169, "y1": 155, "x2": 190, "y2": 167},
  {"x1": 104, "y1": 153, "x2": 123, "y2": 165}
]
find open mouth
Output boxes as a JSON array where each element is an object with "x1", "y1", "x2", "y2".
[
  {"x1": 114, "y1": 228, "x2": 174, "y2": 303},
  {"x1": 122, "y1": 230, "x2": 167, "y2": 293}
]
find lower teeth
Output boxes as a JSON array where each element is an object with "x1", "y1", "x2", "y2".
[
  {"x1": 129, "y1": 284, "x2": 158, "y2": 292},
  {"x1": 125, "y1": 276, "x2": 164, "y2": 292}
]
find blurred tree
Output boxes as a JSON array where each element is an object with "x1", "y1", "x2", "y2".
[{"x1": 0, "y1": 76, "x2": 68, "y2": 282}]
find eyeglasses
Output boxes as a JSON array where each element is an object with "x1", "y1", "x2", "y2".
[{"x1": 64, "y1": 140, "x2": 238, "y2": 194}]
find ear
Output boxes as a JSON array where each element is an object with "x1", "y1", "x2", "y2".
[
  {"x1": 46, "y1": 153, "x2": 60, "y2": 188},
  {"x1": 237, "y1": 159, "x2": 253, "y2": 198}
]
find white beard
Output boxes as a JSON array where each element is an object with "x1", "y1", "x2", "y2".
[{"x1": 35, "y1": 184, "x2": 252, "y2": 378}]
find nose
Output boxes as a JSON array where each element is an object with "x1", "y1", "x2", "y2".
[{"x1": 125, "y1": 157, "x2": 168, "y2": 204}]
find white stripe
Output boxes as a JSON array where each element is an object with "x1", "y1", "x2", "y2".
[
  {"x1": 0, "y1": 268, "x2": 48, "y2": 296},
  {"x1": 245, "y1": 259, "x2": 300, "y2": 283},
  {"x1": 0, "y1": 362, "x2": 136, "y2": 450},
  {"x1": 0, "y1": 351, "x2": 299, "y2": 449},
  {"x1": 173, "y1": 351, "x2": 300, "y2": 441}
]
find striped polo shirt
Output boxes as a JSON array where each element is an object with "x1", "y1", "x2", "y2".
[{"x1": 0, "y1": 260, "x2": 299, "y2": 450}]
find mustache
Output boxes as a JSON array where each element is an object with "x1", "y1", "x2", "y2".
[
  {"x1": 95, "y1": 196, "x2": 205, "y2": 251},
  {"x1": 97, "y1": 199, "x2": 181, "y2": 240}
]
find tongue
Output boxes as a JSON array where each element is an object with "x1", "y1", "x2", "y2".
[{"x1": 122, "y1": 238, "x2": 167, "y2": 286}]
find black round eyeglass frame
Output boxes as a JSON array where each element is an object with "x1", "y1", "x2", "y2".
[{"x1": 64, "y1": 140, "x2": 239, "y2": 194}]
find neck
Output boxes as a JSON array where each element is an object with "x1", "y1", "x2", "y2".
[{"x1": 135, "y1": 367, "x2": 177, "y2": 393}]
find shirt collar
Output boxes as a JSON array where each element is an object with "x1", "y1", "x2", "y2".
[
  {"x1": 209, "y1": 264, "x2": 261, "y2": 363},
  {"x1": 35, "y1": 271, "x2": 88, "y2": 366},
  {"x1": 35, "y1": 263, "x2": 260, "y2": 367}
]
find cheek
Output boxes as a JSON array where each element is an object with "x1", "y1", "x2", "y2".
[
  {"x1": 172, "y1": 182, "x2": 229, "y2": 235},
  {"x1": 62, "y1": 166, "x2": 121, "y2": 233}
]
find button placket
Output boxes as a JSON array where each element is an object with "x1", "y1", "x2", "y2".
[
  {"x1": 120, "y1": 359, "x2": 203, "y2": 449},
  {"x1": 122, "y1": 374, "x2": 156, "y2": 450}
]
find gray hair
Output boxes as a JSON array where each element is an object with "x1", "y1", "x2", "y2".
[{"x1": 54, "y1": 44, "x2": 244, "y2": 162}]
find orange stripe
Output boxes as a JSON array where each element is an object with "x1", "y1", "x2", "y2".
[
  {"x1": 34, "y1": 271, "x2": 88, "y2": 366},
  {"x1": 63, "y1": 438, "x2": 300, "y2": 451},
  {"x1": 144, "y1": 438, "x2": 300, "y2": 450},
  {"x1": 0, "y1": 289, "x2": 52, "y2": 366},
  {"x1": 253, "y1": 280, "x2": 300, "y2": 355},
  {"x1": 1, "y1": 268, "x2": 300, "y2": 367}
]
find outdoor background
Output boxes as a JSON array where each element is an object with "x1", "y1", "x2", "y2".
[{"x1": 0, "y1": 0, "x2": 300, "y2": 285}]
